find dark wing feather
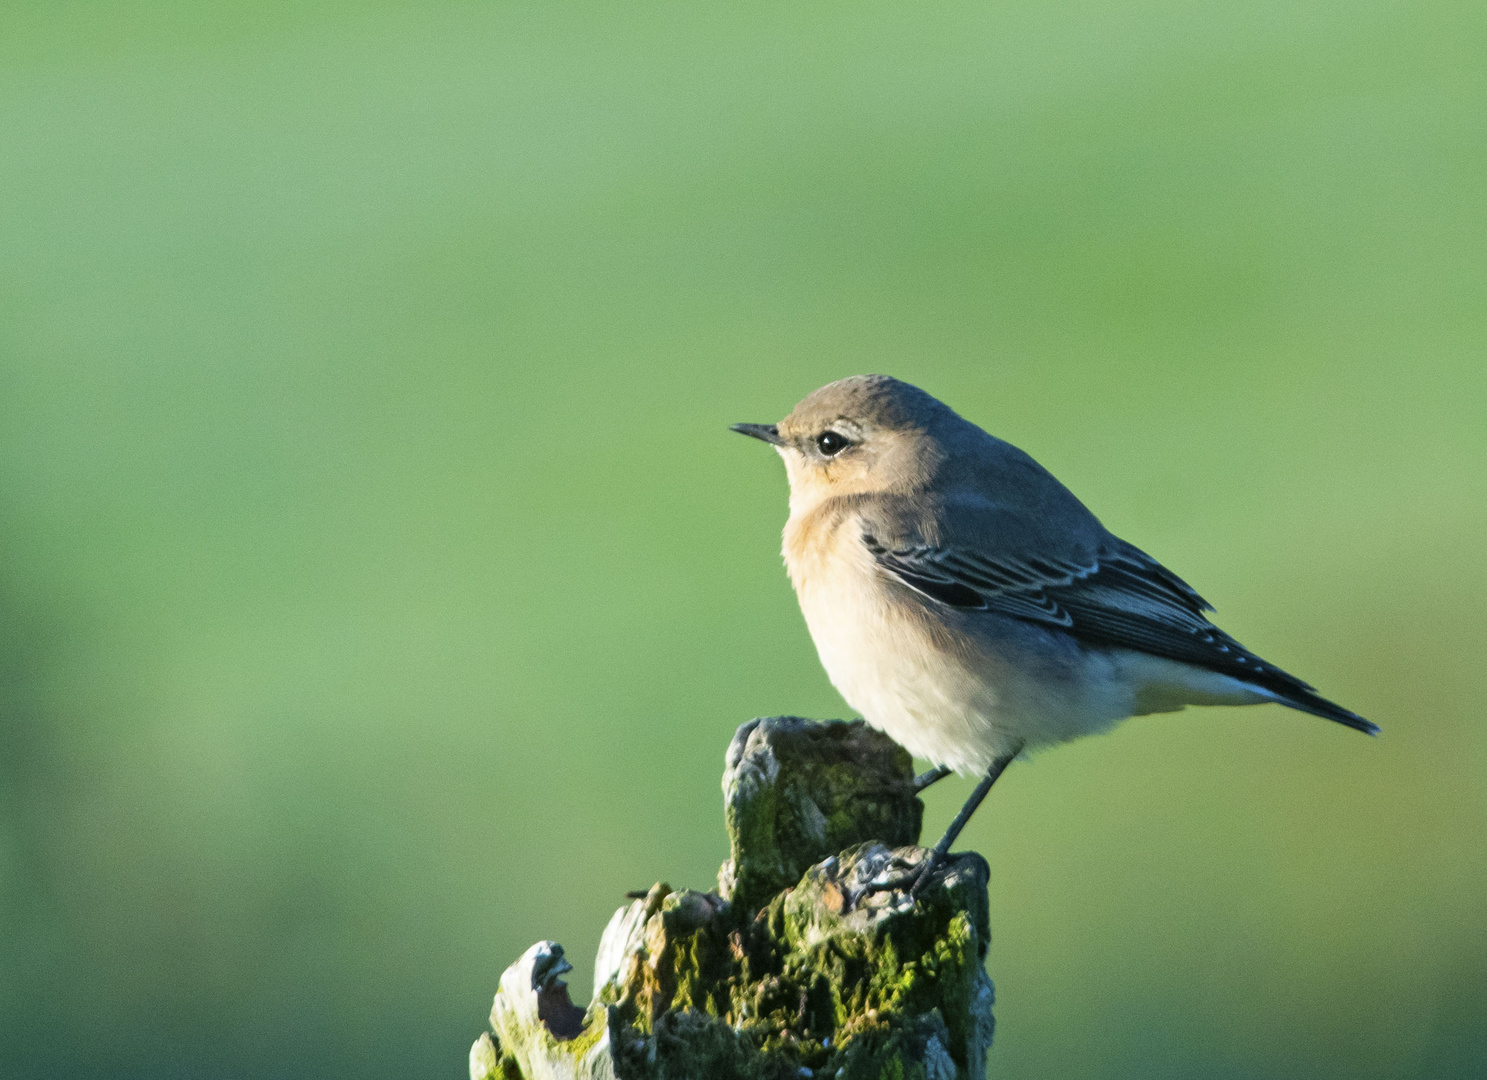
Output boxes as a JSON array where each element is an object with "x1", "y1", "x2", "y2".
[{"x1": 862, "y1": 533, "x2": 1377, "y2": 734}]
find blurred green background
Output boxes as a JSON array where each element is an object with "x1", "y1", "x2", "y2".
[{"x1": 1, "y1": 1, "x2": 1483, "y2": 1077}]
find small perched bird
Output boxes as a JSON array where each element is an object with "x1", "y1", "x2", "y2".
[{"x1": 733, "y1": 375, "x2": 1375, "y2": 897}]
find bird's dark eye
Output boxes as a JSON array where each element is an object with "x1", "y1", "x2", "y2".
[{"x1": 816, "y1": 430, "x2": 850, "y2": 456}]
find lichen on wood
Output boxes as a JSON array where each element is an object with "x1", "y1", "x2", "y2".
[
  {"x1": 471, "y1": 718, "x2": 995, "y2": 1080},
  {"x1": 719, "y1": 716, "x2": 924, "y2": 913}
]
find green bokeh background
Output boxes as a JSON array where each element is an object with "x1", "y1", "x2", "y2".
[{"x1": 2, "y1": 2, "x2": 1483, "y2": 1077}]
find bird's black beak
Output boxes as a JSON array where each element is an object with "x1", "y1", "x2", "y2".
[{"x1": 730, "y1": 422, "x2": 785, "y2": 446}]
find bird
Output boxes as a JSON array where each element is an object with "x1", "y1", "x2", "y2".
[{"x1": 731, "y1": 374, "x2": 1375, "y2": 898}]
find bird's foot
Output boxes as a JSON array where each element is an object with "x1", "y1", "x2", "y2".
[{"x1": 858, "y1": 847, "x2": 948, "y2": 903}]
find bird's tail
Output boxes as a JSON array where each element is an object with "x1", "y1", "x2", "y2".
[{"x1": 1252, "y1": 675, "x2": 1379, "y2": 735}]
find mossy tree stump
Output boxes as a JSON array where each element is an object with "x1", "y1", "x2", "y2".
[{"x1": 470, "y1": 717, "x2": 995, "y2": 1080}]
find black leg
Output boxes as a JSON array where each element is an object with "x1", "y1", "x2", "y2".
[
  {"x1": 908, "y1": 746, "x2": 1019, "y2": 898},
  {"x1": 864, "y1": 744, "x2": 1022, "y2": 901},
  {"x1": 913, "y1": 765, "x2": 952, "y2": 793}
]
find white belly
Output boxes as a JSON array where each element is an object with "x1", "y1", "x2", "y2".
[
  {"x1": 790, "y1": 537, "x2": 1128, "y2": 773},
  {"x1": 785, "y1": 515, "x2": 1269, "y2": 774}
]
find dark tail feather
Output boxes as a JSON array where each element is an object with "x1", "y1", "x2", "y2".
[{"x1": 1264, "y1": 683, "x2": 1379, "y2": 735}]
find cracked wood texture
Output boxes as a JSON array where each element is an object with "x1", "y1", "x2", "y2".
[{"x1": 470, "y1": 717, "x2": 996, "y2": 1080}]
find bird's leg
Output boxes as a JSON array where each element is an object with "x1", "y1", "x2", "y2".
[
  {"x1": 913, "y1": 765, "x2": 952, "y2": 793},
  {"x1": 865, "y1": 744, "x2": 1022, "y2": 901},
  {"x1": 906, "y1": 749, "x2": 1016, "y2": 899}
]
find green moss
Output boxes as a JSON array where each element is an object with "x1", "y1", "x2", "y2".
[
  {"x1": 469, "y1": 1031, "x2": 526, "y2": 1080},
  {"x1": 475, "y1": 719, "x2": 993, "y2": 1080},
  {"x1": 595, "y1": 842, "x2": 990, "y2": 1080},
  {"x1": 722, "y1": 718, "x2": 924, "y2": 913}
]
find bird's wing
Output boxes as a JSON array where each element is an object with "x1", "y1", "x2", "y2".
[
  {"x1": 861, "y1": 532, "x2": 1229, "y2": 660},
  {"x1": 861, "y1": 530, "x2": 1377, "y2": 734}
]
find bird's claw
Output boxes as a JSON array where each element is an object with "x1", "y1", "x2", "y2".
[
  {"x1": 856, "y1": 850, "x2": 947, "y2": 904},
  {"x1": 859, "y1": 872, "x2": 916, "y2": 898}
]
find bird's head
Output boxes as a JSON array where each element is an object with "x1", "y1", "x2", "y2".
[{"x1": 731, "y1": 375, "x2": 956, "y2": 514}]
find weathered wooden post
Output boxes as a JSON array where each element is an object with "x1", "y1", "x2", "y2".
[{"x1": 470, "y1": 717, "x2": 995, "y2": 1080}]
